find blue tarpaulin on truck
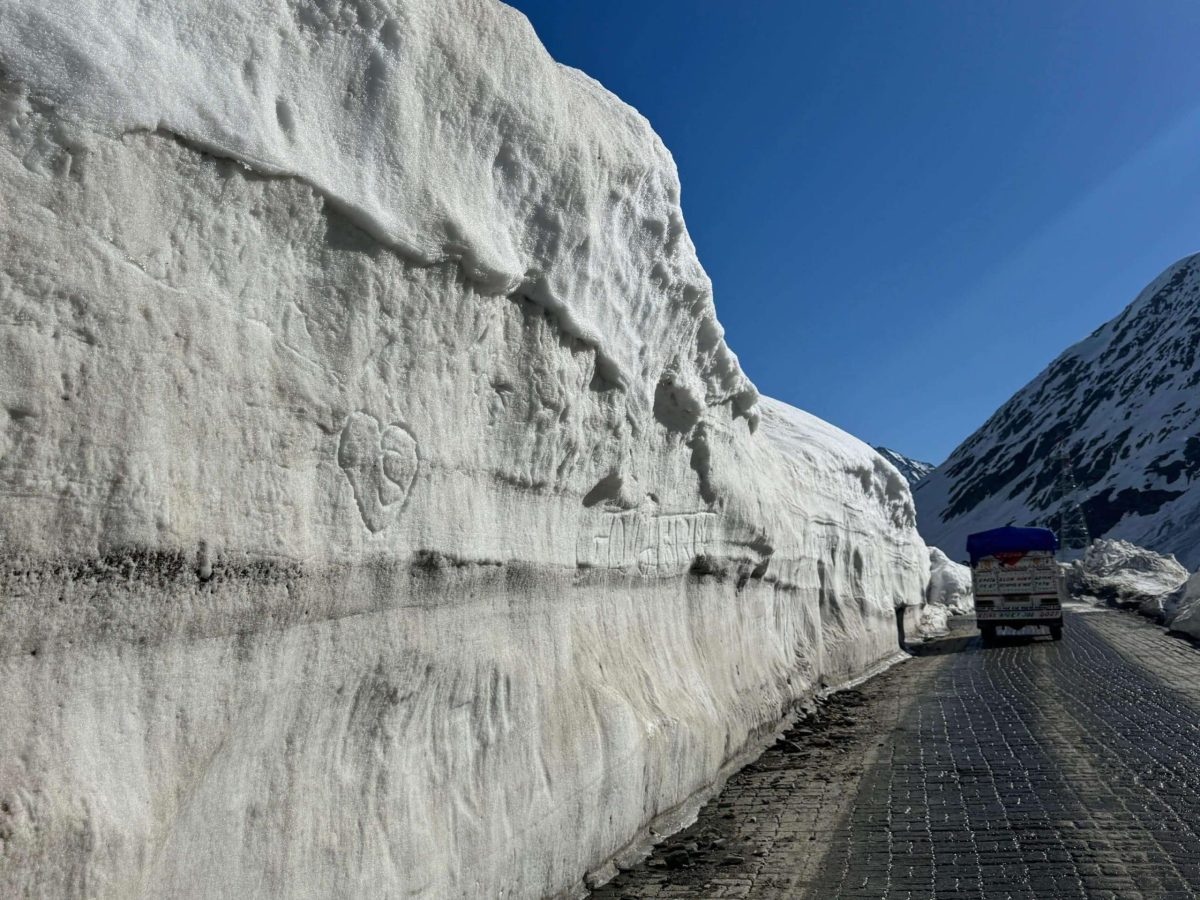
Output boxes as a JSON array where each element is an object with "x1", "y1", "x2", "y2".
[{"x1": 966, "y1": 526, "x2": 1059, "y2": 565}]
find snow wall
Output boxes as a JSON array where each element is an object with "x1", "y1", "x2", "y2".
[{"x1": 0, "y1": 2, "x2": 929, "y2": 897}]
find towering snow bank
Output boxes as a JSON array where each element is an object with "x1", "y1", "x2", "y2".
[
  {"x1": 755, "y1": 398, "x2": 931, "y2": 655},
  {"x1": 0, "y1": 3, "x2": 927, "y2": 897}
]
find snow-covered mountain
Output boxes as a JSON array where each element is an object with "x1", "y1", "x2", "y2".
[
  {"x1": 916, "y1": 253, "x2": 1200, "y2": 568},
  {"x1": 875, "y1": 447, "x2": 935, "y2": 486}
]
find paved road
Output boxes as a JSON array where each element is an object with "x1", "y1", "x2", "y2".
[{"x1": 591, "y1": 606, "x2": 1200, "y2": 899}]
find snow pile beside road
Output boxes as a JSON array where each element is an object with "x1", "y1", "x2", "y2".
[
  {"x1": 1066, "y1": 540, "x2": 1188, "y2": 619},
  {"x1": 908, "y1": 547, "x2": 972, "y2": 638},
  {"x1": 927, "y1": 546, "x2": 973, "y2": 615},
  {"x1": 1165, "y1": 573, "x2": 1200, "y2": 639},
  {"x1": 0, "y1": 2, "x2": 929, "y2": 897},
  {"x1": 917, "y1": 603, "x2": 951, "y2": 637}
]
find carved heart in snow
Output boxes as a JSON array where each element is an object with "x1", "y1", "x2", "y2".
[{"x1": 338, "y1": 411, "x2": 419, "y2": 533}]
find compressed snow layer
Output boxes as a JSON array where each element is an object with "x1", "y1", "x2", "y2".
[
  {"x1": 1065, "y1": 540, "x2": 1188, "y2": 618},
  {"x1": 1, "y1": 568, "x2": 853, "y2": 899},
  {"x1": 0, "y1": 0, "x2": 753, "y2": 413},
  {"x1": 927, "y1": 547, "x2": 973, "y2": 614},
  {"x1": 0, "y1": 8, "x2": 930, "y2": 897}
]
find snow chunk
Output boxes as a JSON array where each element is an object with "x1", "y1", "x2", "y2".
[
  {"x1": 1166, "y1": 573, "x2": 1200, "y2": 639},
  {"x1": 1065, "y1": 539, "x2": 1188, "y2": 617},
  {"x1": 927, "y1": 546, "x2": 973, "y2": 615},
  {"x1": 917, "y1": 603, "x2": 951, "y2": 637}
]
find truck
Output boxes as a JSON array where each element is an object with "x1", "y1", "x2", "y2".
[{"x1": 967, "y1": 526, "x2": 1064, "y2": 644}]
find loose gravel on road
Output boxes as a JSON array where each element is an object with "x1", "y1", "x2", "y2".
[{"x1": 591, "y1": 606, "x2": 1200, "y2": 899}]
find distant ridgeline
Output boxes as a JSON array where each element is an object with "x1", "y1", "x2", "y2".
[
  {"x1": 875, "y1": 447, "x2": 935, "y2": 486},
  {"x1": 916, "y1": 254, "x2": 1200, "y2": 568}
]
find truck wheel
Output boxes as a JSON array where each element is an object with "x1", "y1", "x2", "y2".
[
  {"x1": 1050, "y1": 625, "x2": 1063, "y2": 642},
  {"x1": 980, "y1": 625, "x2": 996, "y2": 645}
]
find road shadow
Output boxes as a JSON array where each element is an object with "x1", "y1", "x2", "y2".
[
  {"x1": 908, "y1": 617, "x2": 980, "y2": 656},
  {"x1": 983, "y1": 632, "x2": 1057, "y2": 645}
]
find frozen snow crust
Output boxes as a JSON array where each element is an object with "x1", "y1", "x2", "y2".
[{"x1": 0, "y1": 4, "x2": 929, "y2": 897}]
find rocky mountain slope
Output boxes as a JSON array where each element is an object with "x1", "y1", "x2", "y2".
[
  {"x1": 0, "y1": 2, "x2": 930, "y2": 897},
  {"x1": 916, "y1": 253, "x2": 1200, "y2": 567},
  {"x1": 875, "y1": 447, "x2": 935, "y2": 486}
]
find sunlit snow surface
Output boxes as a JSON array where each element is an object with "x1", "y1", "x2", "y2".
[{"x1": 0, "y1": 0, "x2": 753, "y2": 413}]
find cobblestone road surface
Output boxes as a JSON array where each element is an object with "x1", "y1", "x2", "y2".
[{"x1": 591, "y1": 606, "x2": 1200, "y2": 899}]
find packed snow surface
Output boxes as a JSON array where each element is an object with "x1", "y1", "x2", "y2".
[
  {"x1": 0, "y1": 2, "x2": 930, "y2": 897},
  {"x1": 916, "y1": 254, "x2": 1200, "y2": 568}
]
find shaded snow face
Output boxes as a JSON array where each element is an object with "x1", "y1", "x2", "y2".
[{"x1": 916, "y1": 255, "x2": 1200, "y2": 567}]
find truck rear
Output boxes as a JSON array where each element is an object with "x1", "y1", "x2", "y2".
[{"x1": 967, "y1": 526, "x2": 1063, "y2": 643}]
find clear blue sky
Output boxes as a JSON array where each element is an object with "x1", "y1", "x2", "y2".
[{"x1": 506, "y1": 0, "x2": 1200, "y2": 463}]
